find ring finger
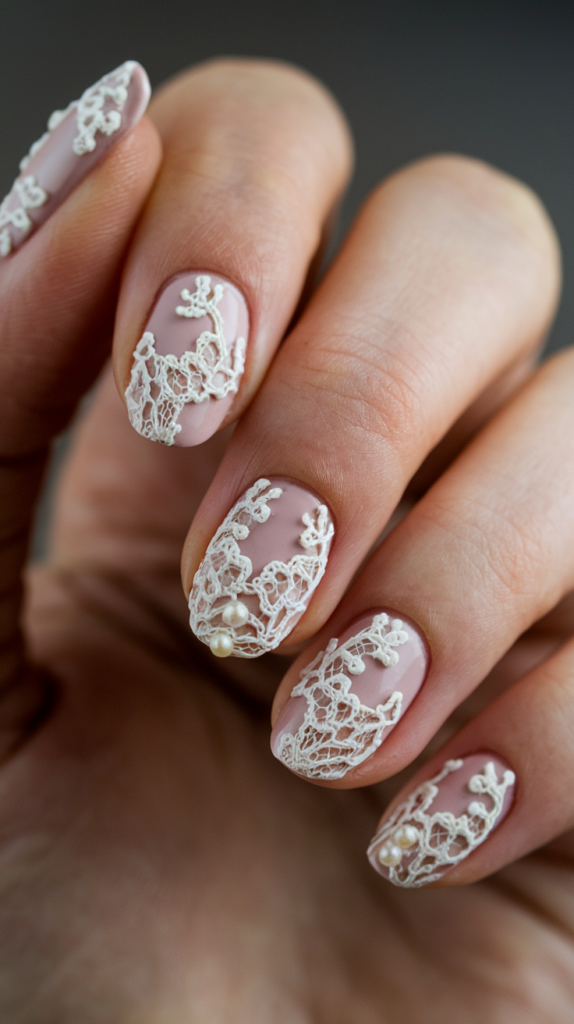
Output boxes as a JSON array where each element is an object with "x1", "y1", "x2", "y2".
[
  {"x1": 270, "y1": 346, "x2": 574, "y2": 805},
  {"x1": 183, "y1": 155, "x2": 559, "y2": 662}
]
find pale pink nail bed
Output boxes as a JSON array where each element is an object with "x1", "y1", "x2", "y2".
[
  {"x1": 0, "y1": 61, "x2": 150, "y2": 259},
  {"x1": 271, "y1": 610, "x2": 428, "y2": 780},
  {"x1": 125, "y1": 272, "x2": 249, "y2": 446}
]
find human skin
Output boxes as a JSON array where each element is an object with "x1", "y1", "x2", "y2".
[{"x1": 0, "y1": 58, "x2": 573, "y2": 1019}]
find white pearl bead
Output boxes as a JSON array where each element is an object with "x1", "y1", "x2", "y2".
[
  {"x1": 393, "y1": 825, "x2": 419, "y2": 850},
  {"x1": 378, "y1": 843, "x2": 403, "y2": 868},
  {"x1": 209, "y1": 631, "x2": 234, "y2": 658},
  {"x1": 222, "y1": 600, "x2": 249, "y2": 628}
]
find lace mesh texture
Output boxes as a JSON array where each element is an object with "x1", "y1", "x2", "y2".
[
  {"x1": 0, "y1": 177, "x2": 47, "y2": 257},
  {"x1": 68, "y1": 60, "x2": 136, "y2": 155},
  {"x1": 125, "y1": 275, "x2": 247, "y2": 446},
  {"x1": 277, "y1": 613, "x2": 409, "y2": 779},
  {"x1": 188, "y1": 478, "x2": 334, "y2": 658},
  {"x1": 0, "y1": 61, "x2": 136, "y2": 257},
  {"x1": 367, "y1": 759, "x2": 515, "y2": 887}
]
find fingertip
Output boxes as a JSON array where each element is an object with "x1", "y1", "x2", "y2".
[
  {"x1": 378, "y1": 153, "x2": 561, "y2": 312},
  {"x1": 150, "y1": 56, "x2": 355, "y2": 183}
]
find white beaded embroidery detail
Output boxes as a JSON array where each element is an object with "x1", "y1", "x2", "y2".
[
  {"x1": 0, "y1": 61, "x2": 137, "y2": 257},
  {"x1": 368, "y1": 758, "x2": 515, "y2": 888},
  {"x1": 125, "y1": 275, "x2": 247, "y2": 446},
  {"x1": 0, "y1": 176, "x2": 48, "y2": 257},
  {"x1": 69, "y1": 60, "x2": 137, "y2": 155},
  {"x1": 277, "y1": 613, "x2": 409, "y2": 780},
  {"x1": 189, "y1": 478, "x2": 334, "y2": 658}
]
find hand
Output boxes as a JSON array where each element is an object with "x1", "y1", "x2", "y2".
[{"x1": 0, "y1": 58, "x2": 571, "y2": 1019}]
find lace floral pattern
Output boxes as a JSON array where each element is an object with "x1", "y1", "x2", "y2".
[
  {"x1": 189, "y1": 478, "x2": 334, "y2": 658},
  {"x1": 69, "y1": 60, "x2": 137, "y2": 155},
  {"x1": 125, "y1": 275, "x2": 247, "y2": 445},
  {"x1": 367, "y1": 759, "x2": 516, "y2": 887},
  {"x1": 0, "y1": 176, "x2": 48, "y2": 257},
  {"x1": 0, "y1": 61, "x2": 137, "y2": 258},
  {"x1": 277, "y1": 613, "x2": 409, "y2": 779}
]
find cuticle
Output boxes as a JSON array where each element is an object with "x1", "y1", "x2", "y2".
[
  {"x1": 263, "y1": 474, "x2": 337, "y2": 528},
  {"x1": 332, "y1": 605, "x2": 431, "y2": 673},
  {"x1": 145, "y1": 267, "x2": 251, "y2": 334}
]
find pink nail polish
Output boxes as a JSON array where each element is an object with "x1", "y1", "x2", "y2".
[
  {"x1": 126, "y1": 273, "x2": 249, "y2": 446},
  {"x1": 367, "y1": 753, "x2": 516, "y2": 887},
  {"x1": 0, "y1": 61, "x2": 150, "y2": 259},
  {"x1": 271, "y1": 610, "x2": 428, "y2": 780},
  {"x1": 189, "y1": 478, "x2": 334, "y2": 657}
]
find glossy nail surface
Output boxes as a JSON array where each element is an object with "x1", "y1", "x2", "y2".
[
  {"x1": 125, "y1": 272, "x2": 249, "y2": 446},
  {"x1": 189, "y1": 477, "x2": 334, "y2": 658},
  {"x1": 271, "y1": 610, "x2": 428, "y2": 780},
  {"x1": 0, "y1": 61, "x2": 150, "y2": 259},
  {"x1": 367, "y1": 753, "x2": 516, "y2": 887}
]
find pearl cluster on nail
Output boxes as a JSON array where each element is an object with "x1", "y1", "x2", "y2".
[
  {"x1": 377, "y1": 824, "x2": 419, "y2": 868},
  {"x1": 208, "y1": 600, "x2": 250, "y2": 658},
  {"x1": 190, "y1": 479, "x2": 334, "y2": 659}
]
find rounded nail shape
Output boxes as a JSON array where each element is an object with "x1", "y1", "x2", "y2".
[
  {"x1": 125, "y1": 272, "x2": 249, "y2": 446},
  {"x1": 188, "y1": 478, "x2": 334, "y2": 658},
  {"x1": 271, "y1": 610, "x2": 428, "y2": 780},
  {"x1": 0, "y1": 61, "x2": 150, "y2": 258},
  {"x1": 367, "y1": 754, "x2": 516, "y2": 887}
]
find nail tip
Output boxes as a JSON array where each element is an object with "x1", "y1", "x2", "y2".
[
  {"x1": 0, "y1": 59, "x2": 153, "y2": 261},
  {"x1": 124, "y1": 60, "x2": 152, "y2": 122},
  {"x1": 270, "y1": 729, "x2": 337, "y2": 781}
]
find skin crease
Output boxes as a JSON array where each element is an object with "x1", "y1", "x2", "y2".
[
  {"x1": 19, "y1": 374, "x2": 574, "y2": 1022},
  {"x1": 0, "y1": 59, "x2": 573, "y2": 1020}
]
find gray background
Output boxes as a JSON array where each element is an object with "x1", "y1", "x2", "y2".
[{"x1": 2, "y1": 0, "x2": 573, "y2": 351}]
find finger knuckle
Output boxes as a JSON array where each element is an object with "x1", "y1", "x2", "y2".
[
  {"x1": 368, "y1": 154, "x2": 559, "y2": 293},
  {"x1": 292, "y1": 318, "x2": 434, "y2": 462},
  {"x1": 425, "y1": 490, "x2": 559, "y2": 611}
]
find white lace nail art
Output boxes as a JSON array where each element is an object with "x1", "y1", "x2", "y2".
[
  {"x1": 35, "y1": 59, "x2": 139, "y2": 160},
  {"x1": 0, "y1": 177, "x2": 48, "y2": 257},
  {"x1": 367, "y1": 758, "x2": 516, "y2": 887},
  {"x1": 188, "y1": 478, "x2": 334, "y2": 658},
  {"x1": 0, "y1": 61, "x2": 143, "y2": 258},
  {"x1": 125, "y1": 275, "x2": 247, "y2": 445},
  {"x1": 276, "y1": 613, "x2": 410, "y2": 780}
]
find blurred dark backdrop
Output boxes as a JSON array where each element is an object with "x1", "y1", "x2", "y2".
[{"x1": 2, "y1": 0, "x2": 573, "y2": 352}]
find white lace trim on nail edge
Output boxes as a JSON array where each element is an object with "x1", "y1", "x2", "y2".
[
  {"x1": 367, "y1": 758, "x2": 515, "y2": 888},
  {"x1": 0, "y1": 176, "x2": 48, "y2": 257},
  {"x1": 0, "y1": 61, "x2": 137, "y2": 257},
  {"x1": 189, "y1": 478, "x2": 334, "y2": 658},
  {"x1": 125, "y1": 275, "x2": 247, "y2": 446},
  {"x1": 277, "y1": 613, "x2": 409, "y2": 780},
  {"x1": 68, "y1": 59, "x2": 137, "y2": 156}
]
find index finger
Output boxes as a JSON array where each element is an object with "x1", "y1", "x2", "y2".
[{"x1": 113, "y1": 59, "x2": 353, "y2": 446}]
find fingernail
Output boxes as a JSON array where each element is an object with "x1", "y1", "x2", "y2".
[
  {"x1": 367, "y1": 754, "x2": 516, "y2": 887},
  {"x1": 0, "y1": 61, "x2": 150, "y2": 259},
  {"x1": 271, "y1": 610, "x2": 428, "y2": 780},
  {"x1": 189, "y1": 477, "x2": 334, "y2": 657},
  {"x1": 126, "y1": 272, "x2": 249, "y2": 446}
]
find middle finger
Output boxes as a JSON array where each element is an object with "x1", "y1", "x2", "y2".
[{"x1": 183, "y1": 154, "x2": 559, "y2": 659}]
